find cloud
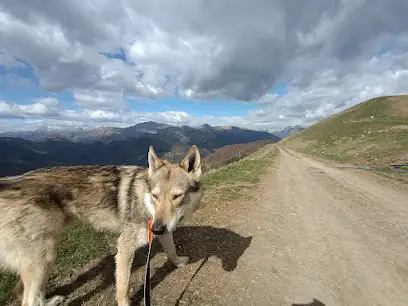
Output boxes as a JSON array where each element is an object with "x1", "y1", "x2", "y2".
[
  {"x1": 33, "y1": 97, "x2": 60, "y2": 106},
  {"x1": 0, "y1": 97, "x2": 62, "y2": 119},
  {"x1": 0, "y1": 101, "x2": 57, "y2": 118},
  {"x1": 1, "y1": 0, "x2": 408, "y2": 131},
  {"x1": 250, "y1": 49, "x2": 408, "y2": 128},
  {"x1": 72, "y1": 89, "x2": 128, "y2": 111}
]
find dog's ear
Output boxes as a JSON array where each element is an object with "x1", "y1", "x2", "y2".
[
  {"x1": 180, "y1": 145, "x2": 201, "y2": 179},
  {"x1": 148, "y1": 145, "x2": 163, "y2": 176}
]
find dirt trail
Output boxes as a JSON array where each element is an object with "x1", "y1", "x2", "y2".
[
  {"x1": 55, "y1": 147, "x2": 408, "y2": 305},
  {"x1": 169, "y1": 147, "x2": 408, "y2": 306},
  {"x1": 246, "y1": 147, "x2": 408, "y2": 306}
]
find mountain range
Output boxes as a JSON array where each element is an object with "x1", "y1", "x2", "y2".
[
  {"x1": 0, "y1": 122, "x2": 280, "y2": 177},
  {"x1": 0, "y1": 122, "x2": 287, "y2": 143}
]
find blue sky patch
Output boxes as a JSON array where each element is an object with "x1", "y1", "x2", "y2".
[
  {"x1": 269, "y1": 82, "x2": 288, "y2": 96},
  {"x1": 100, "y1": 47, "x2": 127, "y2": 62}
]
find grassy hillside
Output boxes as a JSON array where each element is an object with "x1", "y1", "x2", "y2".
[
  {"x1": 201, "y1": 140, "x2": 275, "y2": 172},
  {"x1": 0, "y1": 144, "x2": 278, "y2": 305},
  {"x1": 282, "y1": 95, "x2": 408, "y2": 171}
]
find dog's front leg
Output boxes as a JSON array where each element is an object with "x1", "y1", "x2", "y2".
[
  {"x1": 115, "y1": 226, "x2": 146, "y2": 306},
  {"x1": 157, "y1": 232, "x2": 189, "y2": 267}
]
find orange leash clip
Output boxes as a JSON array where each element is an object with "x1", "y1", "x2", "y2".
[{"x1": 147, "y1": 219, "x2": 153, "y2": 245}]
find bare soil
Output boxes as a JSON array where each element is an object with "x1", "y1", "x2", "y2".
[{"x1": 41, "y1": 147, "x2": 408, "y2": 305}]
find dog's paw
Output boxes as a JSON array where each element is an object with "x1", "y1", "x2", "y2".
[
  {"x1": 173, "y1": 256, "x2": 189, "y2": 267},
  {"x1": 46, "y1": 295, "x2": 66, "y2": 306}
]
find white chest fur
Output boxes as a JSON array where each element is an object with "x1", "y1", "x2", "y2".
[{"x1": 144, "y1": 193, "x2": 155, "y2": 218}]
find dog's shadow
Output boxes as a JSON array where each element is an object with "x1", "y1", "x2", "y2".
[
  {"x1": 292, "y1": 299, "x2": 326, "y2": 306},
  {"x1": 48, "y1": 226, "x2": 252, "y2": 305}
]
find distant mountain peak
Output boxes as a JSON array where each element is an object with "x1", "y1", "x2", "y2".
[
  {"x1": 133, "y1": 121, "x2": 169, "y2": 128},
  {"x1": 272, "y1": 125, "x2": 305, "y2": 139},
  {"x1": 198, "y1": 123, "x2": 214, "y2": 130},
  {"x1": 215, "y1": 125, "x2": 238, "y2": 130}
]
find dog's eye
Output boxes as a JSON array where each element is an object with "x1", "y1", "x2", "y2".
[
  {"x1": 151, "y1": 194, "x2": 159, "y2": 200},
  {"x1": 173, "y1": 194, "x2": 183, "y2": 200}
]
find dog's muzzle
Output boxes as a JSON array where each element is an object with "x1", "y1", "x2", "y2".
[{"x1": 151, "y1": 222, "x2": 167, "y2": 235}]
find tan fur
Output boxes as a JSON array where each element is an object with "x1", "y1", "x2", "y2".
[{"x1": 0, "y1": 145, "x2": 203, "y2": 306}]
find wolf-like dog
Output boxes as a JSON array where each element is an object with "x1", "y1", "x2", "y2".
[{"x1": 0, "y1": 145, "x2": 203, "y2": 306}]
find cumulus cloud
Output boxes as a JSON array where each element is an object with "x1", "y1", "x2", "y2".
[
  {"x1": 0, "y1": 0, "x2": 408, "y2": 131},
  {"x1": 0, "y1": 101, "x2": 56, "y2": 118},
  {"x1": 0, "y1": 97, "x2": 62, "y2": 119},
  {"x1": 33, "y1": 97, "x2": 59, "y2": 106}
]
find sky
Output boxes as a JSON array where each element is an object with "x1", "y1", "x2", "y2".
[{"x1": 0, "y1": 0, "x2": 408, "y2": 133}]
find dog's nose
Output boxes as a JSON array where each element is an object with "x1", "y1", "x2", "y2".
[{"x1": 151, "y1": 223, "x2": 167, "y2": 235}]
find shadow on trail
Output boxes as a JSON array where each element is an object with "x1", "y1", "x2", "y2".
[
  {"x1": 292, "y1": 298, "x2": 326, "y2": 306},
  {"x1": 48, "y1": 226, "x2": 252, "y2": 306}
]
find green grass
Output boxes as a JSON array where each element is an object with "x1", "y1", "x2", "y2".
[
  {"x1": 282, "y1": 95, "x2": 408, "y2": 181},
  {"x1": 53, "y1": 222, "x2": 117, "y2": 276},
  {"x1": 202, "y1": 144, "x2": 278, "y2": 200},
  {"x1": 0, "y1": 144, "x2": 278, "y2": 304},
  {"x1": 0, "y1": 223, "x2": 117, "y2": 305},
  {"x1": 0, "y1": 274, "x2": 17, "y2": 304}
]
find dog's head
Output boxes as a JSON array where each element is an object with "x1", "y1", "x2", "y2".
[{"x1": 146, "y1": 145, "x2": 203, "y2": 235}]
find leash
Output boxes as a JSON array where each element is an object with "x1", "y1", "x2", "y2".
[
  {"x1": 143, "y1": 220, "x2": 205, "y2": 306},
  {"x1": 144, "y1": 219, "x2": 153, "y2": 306}
]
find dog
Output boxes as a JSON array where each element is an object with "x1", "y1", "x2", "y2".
[{"x1": 0, "y1": 145, "x2": 203, "y2": 306}]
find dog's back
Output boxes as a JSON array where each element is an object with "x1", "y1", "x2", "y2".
[
  {"x1": 0, "y1": 165, "x2": 144, "y2": 305},
  {"x1": 0, "y1": 170, "x2": 72, "y2": 305},
  {"x1": 0, "y1": 166, "x2": 115, "y2": 267}
]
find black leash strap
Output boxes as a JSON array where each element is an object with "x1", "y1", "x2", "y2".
[
  {"x1": 144, "y1": 220, "x2": 153, "y2": 306},
  {"x1": 143, "y1": 241, "x2": 152, "y2": 306}
]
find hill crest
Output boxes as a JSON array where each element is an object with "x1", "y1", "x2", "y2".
[{"x1": 282, "y1": 95, "x2": 408, "y2": 169}]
